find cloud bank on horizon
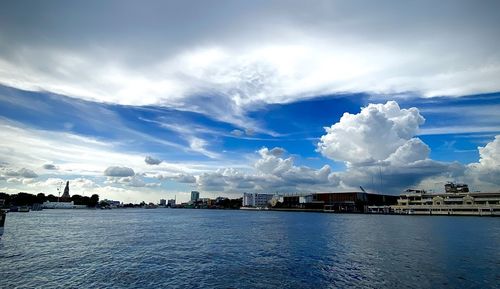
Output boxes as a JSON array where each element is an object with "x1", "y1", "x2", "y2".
[{"x1": 0, "y1": 0, "x2": 499, "y2": 202}]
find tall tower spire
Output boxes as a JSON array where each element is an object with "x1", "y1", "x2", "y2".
[{"x1": 61, "y1": 181, "x2": 70, "y2": 199}]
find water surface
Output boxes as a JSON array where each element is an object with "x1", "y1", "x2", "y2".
[{"x1": 1, "y1": 209, "x2": 499, "y2": 288}]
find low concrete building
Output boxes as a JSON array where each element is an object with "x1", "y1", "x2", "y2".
[{"x1": 242, "y1": 193, "x2": 274, "y2": 208}]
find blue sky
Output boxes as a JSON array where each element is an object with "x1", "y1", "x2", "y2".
[{"x1": 0, "y1": 1, "x2": 499, "y2": 202}]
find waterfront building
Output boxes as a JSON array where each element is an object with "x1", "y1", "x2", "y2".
[
  {"x1": 191, "y1": 191, "x2": 200, "y2": 202},
  {"x1": 312, "y1": 192, "x2": 398, "y2": 212},
  {"x1": 42, "y1": 200, "x2": 75, "y2": 209},
  {"x1": 159, "y1": 199, "x2": 166, "y2": 206},
  {"x1": 242, "y1": 193, "x2": 274, "y2": 208},
  {"x1": 103, "y1": 199, "x2": 122, "y2": 208},
  {"x1": 391, "y1": 183, "x2": 500, "y2": 216},
  {"x1": 300, "y1": 194, "x2": 314, "y2": 204}
]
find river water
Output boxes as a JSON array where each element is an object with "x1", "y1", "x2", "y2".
[{"x1": 0, "y1": 209, "x2": 499, "y2": 288}]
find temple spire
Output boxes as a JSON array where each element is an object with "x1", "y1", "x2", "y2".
[{"x1": 61, "y1": 181, "x2": 70, "y2": 199}]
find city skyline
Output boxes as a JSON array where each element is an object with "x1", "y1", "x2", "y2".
[{"x1": 1, "y1": 1, "x2": 499, "y2": 203}]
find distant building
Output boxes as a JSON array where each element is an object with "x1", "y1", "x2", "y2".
[
  {"x1": 243, "y1": 193, "x2": 274, "y2": 208},
  {"x1": 199, "y1": 198, "x2": 212, "y2": 206},
  {"x1": 159, "y1": 199, "x2": 166, "y2": 206},
  {"x1": 103, "y1": 199, "x2": 121, "y2": 208},
  {"x1": 167, "y1": 199, "x2": 176, "y2": 207},
  {"x1": 191, "y1": 191, "x2": 200, "y2": 202}
]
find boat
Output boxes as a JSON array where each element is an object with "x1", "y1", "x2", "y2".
[
  {"x1": 0, "y1": 209, "x2": 6, "y2": 238},
  {"x1": 19, "y1": 206, "x2": 30, "y2": 212},
  {"x1": 31, "y1": 203, "x2": 43, "y2": 211}
]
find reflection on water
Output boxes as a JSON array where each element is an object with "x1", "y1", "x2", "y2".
[{"x1": 1, "y1": 209, "x2": 499, "y2": 288}]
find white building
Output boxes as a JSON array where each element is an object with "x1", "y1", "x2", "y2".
[
  {"x1": 42, "y1": 201, "x2": 75, "y2": 209},
  {"x1": 243, "y1": 193, "x2": 274, "y2": 208}
]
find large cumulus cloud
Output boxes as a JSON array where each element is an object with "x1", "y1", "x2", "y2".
[
  {"x1": 317, "y1": 101, "x2": 465, "y2": 193},
  {"x1": 317, "y1": 101, "x2": 425, "y2": 164}
]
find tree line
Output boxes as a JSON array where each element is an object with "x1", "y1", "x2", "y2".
[{"x1": 0, "y1": 192, "x2": 99, "y2": 207}]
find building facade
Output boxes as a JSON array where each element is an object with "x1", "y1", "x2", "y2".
[
  {"x1": 191, "y1": 191, "x2": 200, "y2": 203},
  {"x1": 313, "y1": 192, "x2": 398, "y2": 212},
  {"x1": 242, "y1": 193, "x2": 274, "y2": 208},
  {"x1": 392, "y1": 184, "x2": 500, "y2": 216}
]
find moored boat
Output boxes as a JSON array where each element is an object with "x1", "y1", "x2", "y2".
[{"x1": 19, "y1": 206, "x2": 30, "y2": 212}]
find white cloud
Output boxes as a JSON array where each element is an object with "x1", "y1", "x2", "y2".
[
  {"x1": 0, "y1": 167, "x2": 38, "y2": 179},
  {"x1": 188, "y1": 137, "x2": 220, "y2": 159},
  {"x1": 104, "y1": 166, "x2": 135, "y2": 177},
  {"x1": 0, "y1": 119, "x2": 208, "y2": 177},
  {"x1": 316, "y1": 101, "x2": 470, "y2": 193},
  {"x1": 230, "y1": 129, "x2": 244, "y2": 137},
  {"x1": 1, "y1": 1, "x2": 499, "y2": 127},
  {"x1": 18, "y1": 168, "x2": 38, "y2": 178},
  {"x1": 386, "y1": 138, "x2": 430, "y2": 165},
  {"x1": 166, "y1": 174, "x2": 197, "y2": 184},
  {"x1": 317, "y1": 101, "x2": 425, "y2": 164},
  {"x1": 144, "y1": 156, "x2": 162, "y2": 165},
  {"x1": 43, "y1": 163, "x2": 57, "y2": 170},
  {"x1": 197, "y1": 147, "x2": 339, "y2": 193},
  {"x1": 466, "y1": 135, "x2": 500, "y2": 187}
]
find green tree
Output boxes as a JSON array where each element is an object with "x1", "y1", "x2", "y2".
[
  {"x1": 36, "y1": 193, "x2": 46, "y2": 203},
  {"x1": 89, "y1": 194, "x2": 99, "y2": 207}
]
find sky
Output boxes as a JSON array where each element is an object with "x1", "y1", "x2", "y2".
[{"x1": 0, "y1": 0, "x2": 499, "y2": 203}]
